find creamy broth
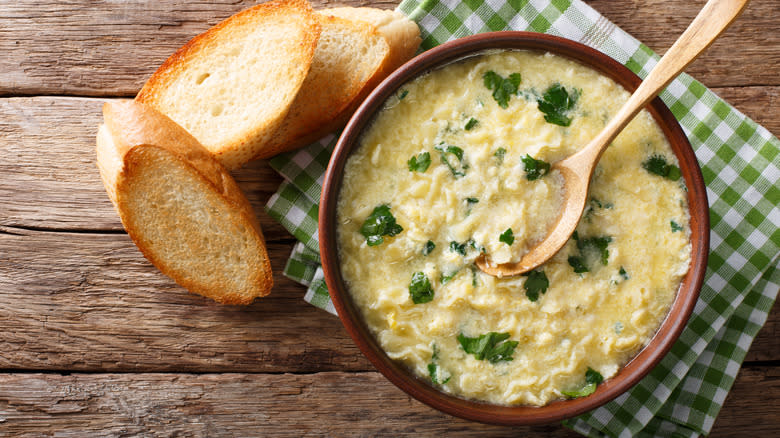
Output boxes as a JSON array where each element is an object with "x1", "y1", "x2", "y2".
[{"x1": 336, "y1": 50, "x2": 691, "y2": 406}]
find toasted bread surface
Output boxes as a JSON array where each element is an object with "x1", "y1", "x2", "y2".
[
  {"x1": 97, "y1": 100, "x2": 272, "y2": 304},
  {"x1": 254, "y1": 14, "x2": 389, "y2": 158},
  {"x1": 256, "y1": 7, "x2": 421, "y2": 157},
  {"x1": 136, "y1": 0, "x2": 320, "y2": 170},
  {"x1": 323, "y1": 7, "x2": 421, "y2": 78}
]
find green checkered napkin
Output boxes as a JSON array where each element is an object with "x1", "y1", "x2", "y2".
[{"x1": 265, "y1": 0, "x2": 779, "y2": 435}]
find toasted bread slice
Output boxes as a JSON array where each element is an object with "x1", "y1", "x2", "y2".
[
  {"x1": 136, "y1": 0, "x2": 320, "y2": 170},
  {"x1": 96, "y1": 100, "x2": 273, "y2": 304},
  {"x1": 323, "y1": 7, "x2": 421, "y2": 79},
  {"x1": 256, "y1": 8, "x2": 421, "y2": 158}
]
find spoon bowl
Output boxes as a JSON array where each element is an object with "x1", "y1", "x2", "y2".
[{"x1": 476, "y1": 0, "x2": 749, "y2": 277}]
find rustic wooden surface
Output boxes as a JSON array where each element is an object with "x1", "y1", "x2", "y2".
[{"x1": 0, "y1": 0, "x2": 777, "y2": 436}]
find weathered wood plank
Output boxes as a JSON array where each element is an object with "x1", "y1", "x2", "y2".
[
  {"x1": 1, "y1": 226, "x2": 777, "y2": 371},
  {"x1": 584, "y1": 0, "x2": 779, "y2": 89},
  {"x1": 0, "y1": 367, "x2": 775, "y2": 436},
  {"x1": 711, "y1": 366, "x2": 780, "y2": 437},
  {"x1": 0, "y1": 0, "x2": 396, "y2": 97},
  {"x1": 0, "y1": 228, "x2": 371, "y2": 372},
  {"x1": 1, "y1": 0, "x2": 776, "y2": 98},
  {"x1": 2, "y1": 92, "x2": 777, "y2": 233}
]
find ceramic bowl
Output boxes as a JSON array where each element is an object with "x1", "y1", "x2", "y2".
[{"x1": 318, "y1": 31, "x2": 709, "y2": 425}]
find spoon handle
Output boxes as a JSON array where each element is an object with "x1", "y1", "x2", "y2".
[{"x1": 571, "y1": 0, "x2": 750, "y2": 168}]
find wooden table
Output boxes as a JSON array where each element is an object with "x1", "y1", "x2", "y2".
[{"x1": 1, "y1": 0, "x2": 777, "y2": 435}]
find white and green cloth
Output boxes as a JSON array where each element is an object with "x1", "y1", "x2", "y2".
[{"x1": 265, "y1": 0, "x2": 779, "y2": 435}]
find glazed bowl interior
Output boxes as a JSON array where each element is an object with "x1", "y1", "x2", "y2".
[{"x1": 319, "y1": 32, "x2": 709, "y2": 425}]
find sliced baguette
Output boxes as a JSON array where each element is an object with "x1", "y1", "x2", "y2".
[
  {"x1": 323, "y1": 7, "x2": 421, "y2": 80},
  {"x1": 96, "y1": 100, "x2": 273, "y2": 305},
  {"x1": 255, "y1": 7, "x2": 421, "y2": 158},
  {"x1": 136, "y1": 0, "x2": 320, "y2": 170}
]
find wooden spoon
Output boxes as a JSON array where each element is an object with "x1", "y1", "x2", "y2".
[{"x1": 476, "y1": 0, "x2": 749, "y2": 277}]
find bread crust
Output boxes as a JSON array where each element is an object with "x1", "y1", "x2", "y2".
[
  {"x1": 136, "y1": 0, "x2": 321, "y2": 170},
  {"x1": 97, "y1": 100, "x2": 273, "y2": 304},
  {"x1": 254, "y1": 7, "x2": 422, "y2": 158}
]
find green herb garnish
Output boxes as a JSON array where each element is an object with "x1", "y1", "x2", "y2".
[
  {"x1": 562, "y1": 368, "x2": 604, "y2": 398},
  {"x1": 466, "y1": 197, "x2": 479, "y2": 216},
  {"x1": 619, "y1": 266, "x2": 629, "y2": 280},
  {"x1": 409, "y1": 271, "x2": 434, "y2": 304},
  {"x1": 483, "y1": 71, "x2": 522, "y2": 108},
  {"x1": 499, "y1": 228, "x2": 515, "y2": 245},
  {"x1": 537, "y1": 83, "x2": 579, "y2": 126},
  {"x1": 642, "y1": 155, "x2": 681, "y2": 181},
  {"x1": 457, "y1": 332, "x2": 518, "y2": 363},
  {"x1": 435, "y1": 144, "x2": 467, "y2": 178},
  {"x1": 427, "y1": 363, "x2": 451, "y2": 385},
  {"x1": 577, "y1": 236, "x2": 612, "y2": 266},
  {"x1": 423, "y1": 240, "x2": 436, "y2": 255},
  {"x1": 359, "y1": 205, "x2": 403, "y2": 246},
  {"x1": 521, "y1": 154, "x2": 551, "y2": 180},
  {"x1": 398, "y1": 89, "x2": 409, "y2": 100},
  {"x1": 494, "y1": 147, "x2": 507, "y2": 164},
  {"x1": 449, "y1": 241, "x2": 467, "y2": 256},
  {"x1": 568, "y1": 255, "x2": 589, "y2": 273},
  {"x1": 464, "y1": 117, "x2": 479, "y2": 130},
  {"x1": 440, "y1": 269, "x2": 459, "y2": 284},
  {"x1": 407, "y1": 152, "x2": 431, "y2": 172},
  {"x1": 428, "y1": 344, "x2": 451, "y2": 384},
  {"x1": 523, "y1": 270, "x2": 549, "y2": 302},
  {"x1": 671, "y1": 220, "x2": 683, "y2": 232}
]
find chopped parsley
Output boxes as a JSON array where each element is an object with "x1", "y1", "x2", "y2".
[
  {"x1": 466, "y1": 197, "x2": 479, "y2": 216},
  {"x1": 494, "y1": 147, "x2": 507, "y2": 164},
  {"x1": 577, "y1": 235, "x2": 613, "y2": 266},
  {"x1": 671, "y1": 220, "x2": 683, "y2": 232},
  {"x1": 464, "y1": 117, "x2": 479, "y2": 131},
  {"x1": 642, "y1": 155, "x2": 681, "y2": 181},
  {"x1": 398, "y1": 89, "x2": 409, "y2": 100},
  {"x1": 483, "y1": 71, "x2": 522, "y2": 108},
  {"x1": 407, "y1": 152, "x2": 431, "y2": 172},
  {"x1": 435, "y1": 144, "x2": 467, "y2": 178},
  {"x1": 537, "y1": 83, "x2": 579, "y2": 126},
  {"x1": 562, "y1": 368, "x2": 604, "y2": 398},
  {"x1": 359, "y1": 205, "x2": 403, "y2": 246},
  {"x1": 449, "y1": 241, "x2": 467, "y2": 255},
  {"x1": 458, "y1": 332, "x2": 518, "y2": 363},
  {"x1": 523, "y1": 270, "x2": 549, "y2": 302},
  {"x1": 499, "y1": 228, "x2": 515, "y2": 245},
  {"x1": 440, "y1": 269, "x2": 459, "y2": 284},
  {"x1": 423, "y1": 240, "x2": 436, "y2": 256},
  {"x1": 521, "y1": 154, "x2": 551, "y2": 180},
  {"x1": 427, "y1": 363, "x2": 451, "y2": 385},
  {"x1": 619, "y1": 266, "x2": 629, "y2": 280},
  {"x1": 408, "y1": 271, "x2": 434, "y2": 304},
  {"x1": 470, "y1": 264, "x2": 479, "y2": 288},
  {"x1": 568, "y1": 255, "x2": 589, "y2": 273},
  {"x1": 590, "y1": 198, "x2": 613, "y2": 209},
  {"x1": 427, "y1": 344, "x2": 451, "y2": 385}
]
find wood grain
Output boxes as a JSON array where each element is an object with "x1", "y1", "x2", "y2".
[
  {"x1": 0, "y1": 228, "x2": 371, "y2": 372},
  {"x1": 0, "y1": 367, "x2": 776, "y2": 436},
  {"x1": 585, "y1": 0, "x2": 779, "y2": 88},
  {"x1": 1, "y1": 0, "x2": 776, "y2": 96},
  {"x1": 0, "y1": 0, "x2": 397, "y2": 97}
]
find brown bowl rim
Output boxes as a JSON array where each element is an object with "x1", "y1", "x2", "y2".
[{"x1": 319, "y1": 31, "x2": 709, "y2": 426}]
